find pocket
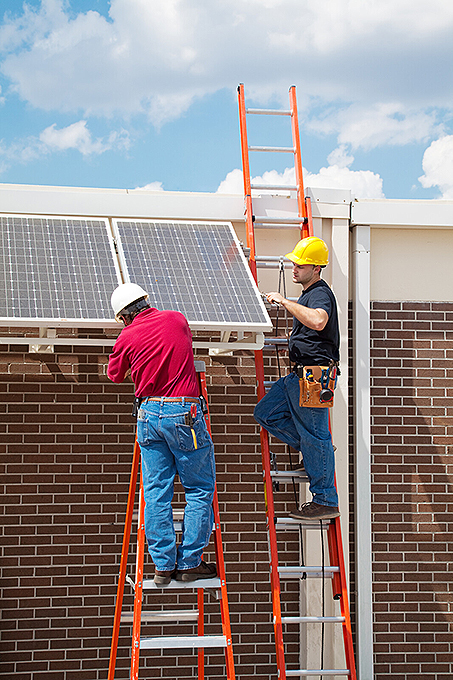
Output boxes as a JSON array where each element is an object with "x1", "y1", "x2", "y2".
[
  {"x1": 136, "y1": 417, "x2": 149, "y2": 445},
  {"x1": 175, "y1": 423, "x2": 197, "y2": 451},
  {"x1": 175, "y1": 415, "x2": 209, "y2": 451}
]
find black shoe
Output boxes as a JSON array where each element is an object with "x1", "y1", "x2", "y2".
[
  {"x1": 289, "y1": 501, "x2": 340, "y2": 521},
  {"x1": 154, "y1": 567, "x2": 177, "y2": 586},
  {"x1": 175, "y1": 561, "x2": 217, "y2": 582}
]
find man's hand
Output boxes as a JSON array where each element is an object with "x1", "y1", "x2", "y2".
[
  {"x1": 266, "y1": 291, "x2": 285, "y2": 305},
  {"x1": 263, "y1": 291, "x2": 328, "y2": 331}
]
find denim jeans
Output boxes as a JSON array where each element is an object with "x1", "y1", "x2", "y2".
[
  {"x1": 254, "y1": 371, "x2": 338, "y2": 507},
  {"x1": 137, "y1": 399, "x2": 215, "y2": 571}
]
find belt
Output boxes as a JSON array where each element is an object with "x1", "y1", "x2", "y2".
[{"x1": 141, "y1": 396, "x2": 200, "y2": 404}]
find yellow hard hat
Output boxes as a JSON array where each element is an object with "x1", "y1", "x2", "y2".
[{"x1": 286, "y1": 236, "x2": 329, "y2": 266}]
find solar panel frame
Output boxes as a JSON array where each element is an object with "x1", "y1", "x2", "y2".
[
  {"x1": 0, "y1": 214, "x2": 122, "y2": 328},
  {"x1": 112, "y1": 219, "x2": 272, "y2": 332}
]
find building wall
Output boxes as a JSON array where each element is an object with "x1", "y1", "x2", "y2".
[
  {"x1": 0, "y1": 335, "x2": 302, "y2": 680},
  {"x1": 370, "y1": 228, "x2": 453, "y2": 302},
  {"x1": 0, "y1": 184, "x2": 351, "y2": 679},
  {"x1": 370, "y1": 300, "x2": 453, "y2": 680}
]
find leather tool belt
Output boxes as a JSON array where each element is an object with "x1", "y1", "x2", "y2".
[{"x1": 295, "y1": 362, "x2": 339, "y2": 408}]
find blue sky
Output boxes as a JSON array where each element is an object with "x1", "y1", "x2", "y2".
[{"x1": 0, "y1": 0, "x2": 453, "y2": 199}]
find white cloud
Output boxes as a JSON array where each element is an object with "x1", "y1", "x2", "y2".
[
  {"x1": 305, "y1": 164, "x2": 384, "y2": 199},
  {"x1": 133, "y1": 181, "x2": 165, "y2": 191},
  {"x1": 308, "y1": 104, "x2": 442, "y2": 151},
  {"x1": 216, "y1": 169, "x2": 245, "y2": 194},
  {"x1": 216, "y1": 150, "x2": 384, "y2": 199},
  {"x1": 1, "y1": 0, "x2": 453, "y2": 136},
  {"x1": 39, "y1": 120, "x2": 129, "y2": 155},
  {"x1": 326, "y1": 145, "x2": 354, "y2": 169},
  {"x1": 419, "y1": 136, "x2": 453, "y2": 198},
  {"x1": 0, "y1": 118, "x2": 130, "y2": 171}
]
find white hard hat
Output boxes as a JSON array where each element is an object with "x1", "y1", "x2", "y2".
[{"x1": 111, "y1": 283, "x2": 149, "y2": 321}]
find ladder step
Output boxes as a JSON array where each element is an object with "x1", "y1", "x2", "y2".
[
  {"x1": 256, "y1": 255, "x2": 292, "y2": 268},
  {"x1": 251, "y1": 183, "x2": 297, "y2": 191},
  {"x1": 121, "y1": 609, "x2": 199, "y2": 623},
  {"x1": 263, "y1": 336, "x2": 289, "y2": 345},
  {"x1": 246, "y1": 107, "x2": 291, "y2": 116},
  {"x1": 140, "y1": 635, "x2": 227, "y2": 650},
  {"x1": 257, "y1": 261, "x2": 293, "y2": 269},
  {"x1": 270, "y1": 470, "x2": 309, "y2": 483},
  {"x1": 282, "y1": 616, "x2": 345, "y2": 624},
  {"x1": 142, "y1": 577, "x2": 222, "y2": 591},
  {"x1": 286, "y1": 670, "x2": 351, "y2": 677},
  {"x1": 254, "y1": 216, "x2": 305, "y2": 224},
  {"x1": 279, "y1": 566, "x2": 340, "y2": 577},
  {"x1": 249, "y1": 145, "x2": 294, "y2": 153},
  {"x1": 276, "y1": 516, "x2": 332, "y2": 529}
]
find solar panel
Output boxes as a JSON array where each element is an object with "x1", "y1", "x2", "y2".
[
  {"x1": 0, "y1": 215, "x2": 122, "y2": 325},
  {"x1": 113, "y1": 220, "x2": 272, "y2": 331}
]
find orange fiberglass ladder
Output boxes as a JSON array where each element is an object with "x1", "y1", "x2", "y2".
[
  {"x1": 108, "y1": 361, "x2": 235, "y2": 680},
  {"x1": 237, "y1": 83, "x2": 357, "y2": 679}
]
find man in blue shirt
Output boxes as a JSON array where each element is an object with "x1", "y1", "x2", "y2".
[{"x1": 254, "y1": 236, "x2": 340, "y2": 521}]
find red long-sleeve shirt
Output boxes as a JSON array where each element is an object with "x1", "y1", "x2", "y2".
[{"x1": 107, "y1": 308, "x2": 199, "y2": 398}]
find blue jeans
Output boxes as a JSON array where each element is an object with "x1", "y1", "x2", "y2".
[
  {"x1": 137, "y1": 399, "x2": 216, "y2": 571},
  {"x1": 254, "y1": 372, "x2": 338, "y2": 507}
]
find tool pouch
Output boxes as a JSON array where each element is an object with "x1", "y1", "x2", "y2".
[{"x1": 297, "y1": 365, "x2": 337, "y2": 408}]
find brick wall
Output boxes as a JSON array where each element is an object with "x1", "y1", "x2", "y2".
[
  {"x1": 371, "y1": 301, "x2": 453, "y2": 680},
  {"x1": 0, "y1": 334, "x2": 301, "y2": 679}
]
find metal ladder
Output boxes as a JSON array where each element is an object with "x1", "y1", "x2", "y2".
[
  {"x1": 108, "y1": 361, "x2": 235, "y2": 680},
  {"x1": 237, "y1": 83, "x2": 357, "y2": 680}
]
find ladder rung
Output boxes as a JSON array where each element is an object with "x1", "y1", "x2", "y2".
[
  {"x1": 133, "y1": 511, "x2": 184, "y2": 527},
  {"x1": 278, "y1": 568, "x2": 334, "y2": 579},
  {"x1": 246, "y1": 107, "x2": 291, "y2": 116},
  {"x1": 263, "y1": 337, "x2": 289, "y2": 345},
  {"x1": 121, "y1": 609, "x2": 199, "y2": 623},
  {"x1": 254, "y1": 216, "x2": 305, "y2": 224},
  {"x1": 255, "y1": 227, "x2": 300, "y2": 232},
  {"x1": 279, "y1": 566, "x2": 340, "y2": 576},
  {"x1": 257, "y1": 261, "x2": 293, "y2": 269},
  {"x1": 276, "y1": 516, "x2": 332, "y2": 529},
  {"x1": 270, "y1": 470, "x2": 309, "y2": 483},
  {"x1": 142, "y1": 577, "x2": 222, "y2": 590},
  {"x1": 286, "y1": 670, "x2": 351, "y2": 677},
  {"x1": 140, "y1": 635, "x2": 227, "y2": 650},
  {"x1": 282, "y1": 616, "x2": 345, "y2": 624},
  {"x1": 256, "y1": 255, "x2": 289, "y2": 262},
  {"x1": 249, "y1": 145, "x2": 294, "y2": 153},
  {"x1": 251, "y1": 184, "x2": 297, "y2": 191}
]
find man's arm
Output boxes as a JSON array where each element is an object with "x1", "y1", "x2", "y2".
[
  {"x1": 266, "y1": 291, "x2": 329, "y2": 331},
  {"x1": 107, "y1": 338, "x2": 130, "y2": 383}
]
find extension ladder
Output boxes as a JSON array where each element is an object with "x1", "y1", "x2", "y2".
[
  {"x1": 237, "y1": 83, "x2": 356, "y2": 679},
  {"x1": 108, "y1": 361, "x2": 235, "y2": 680}
]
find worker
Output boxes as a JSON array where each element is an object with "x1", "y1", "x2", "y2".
[
  {"x1": 254, "y1": 237, "x2": 340, "y2": 520},
  {"x1": 107, "y1": 282, "x2": 217, "y2": 585}
]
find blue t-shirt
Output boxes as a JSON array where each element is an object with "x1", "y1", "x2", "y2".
[{"x1": 288, "y1": 279, "x2": 340, "y2": 366}]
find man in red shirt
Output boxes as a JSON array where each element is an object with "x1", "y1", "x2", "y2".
[{"x1": 108, "y1": 283, "x2": 217, "y2": 585}]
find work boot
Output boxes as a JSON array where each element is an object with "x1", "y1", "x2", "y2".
[
  {"x1": 289, "y1": 501, "x2": 340, "y2": 521},
  {"x1": 154, "y1": 568, "x2": 177, "y2": 586},
  {"x1": 175, "y1": 561, "x2": 217, "y2": 582}
]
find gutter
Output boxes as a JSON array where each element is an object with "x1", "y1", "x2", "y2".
[{"x1": 351, "y1": 224, "x2": 373, "y2": 680}]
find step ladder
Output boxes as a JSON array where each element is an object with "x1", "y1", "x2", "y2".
[
  {"x1": 108, "y1": 361, "x2": 235, "y2": 680},
  {"x1": 237, "y1": 83, "x2": 356, "y2": 680}
]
